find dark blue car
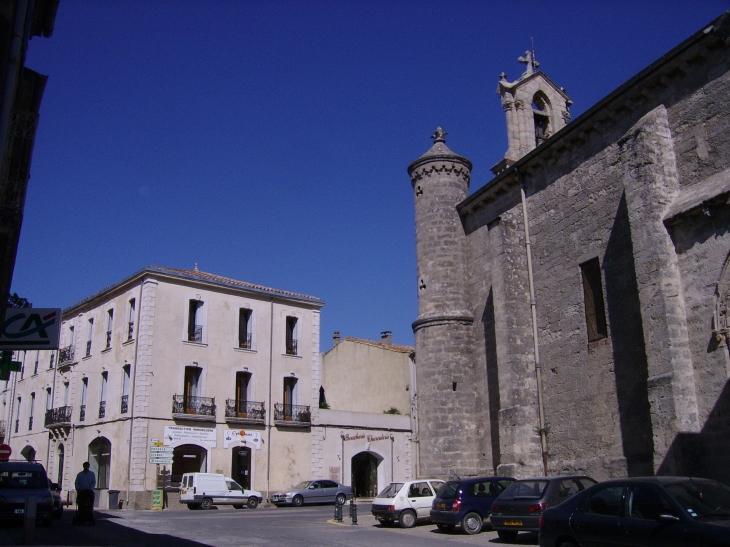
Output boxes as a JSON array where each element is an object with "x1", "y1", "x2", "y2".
[
  {"x1": 430, "y1": 476, "x2": 515, "y2": 534},
  {"x1": 538, "y1": 476, "x2": 730, "y2": 547}
]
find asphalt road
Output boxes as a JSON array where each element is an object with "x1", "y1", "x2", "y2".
[{"x1": 0, "y1": 504, "x2": 540, "y2": 546}]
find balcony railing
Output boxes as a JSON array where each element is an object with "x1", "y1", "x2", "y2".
[
  {"x1": 187, "y1": 325, "x2": 203, "y2": 343},
  {"x1": 274, "y1": 403, "x2": 311, "y2": 425},
  {"x1": 45, "y1": 406, "x2": 73, "y2": 428},
  {"x1": 285, "y1": 339, "x2": 298, "y2": 355},
  {"x1": 127, "y1": 321, "x2": 134, "y2": 341},
  {"x1": 121, "y1": 395, "x2": 128, "y2": 414},
  {"x1": 85, "y1": 340, "x2": 92, "y2": 357},
  {"x1": 79, "y1": 404, "x2": 86, "y2": 422},
  {"x1": 224, "y1": 400, "x2": 265, "y2": 422},
  {"x1": 98, "y1": 400, "x2": 106, "y2": 419},
  {"x1": 172, "y1": 395, "x2": 215, "y2": 419},
  {"x1": 58, "y1": 345, "x2": 75, "y2": 366},
  {"x1": 238, "y1": 333, "x2": 252, "y2": 349},
  {"x1": 106, "y1": 330, "x2": 112, "y2": 349}
]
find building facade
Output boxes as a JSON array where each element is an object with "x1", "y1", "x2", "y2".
[{"x1": 410, "y1": 11, "x2": 730, "y2": 484}]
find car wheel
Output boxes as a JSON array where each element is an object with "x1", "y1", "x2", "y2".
[
  {"x1": 436, "y1": 523, "x2": 455, "y2": 532},
  {"x1": 200, "y1": 498, "x2": 213, "y2": 510},
  {"x1": 497, "y1": 529, "x2": 518, "y2": 543},
  {"x1": 461, "y1": 512, "x2": 483, "y2": 535},
  {"x1": 187, "y1": 503, "x2": 200, "y2": 510},
  {"x1": 247, "y1": 497, "x2": 259, "y2": 509},
  {"x1": 335, "y1": 493, "x2": 346, "y2": 506},
  {"x1": 399, "y1": 509, "x2": 417, "y2": 528},
  {"x1": 233, "y1": 504, "x2": 244, "y2": 509},
  {"x1": 292, "y1": 495, "x2": 304, "y2": 507},
  {"x1": 378, "y1": 518, "x2": 394, "y2": 527}
]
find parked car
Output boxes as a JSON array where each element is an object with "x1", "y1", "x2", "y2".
[
  {"x1": 271, "y1": 479, "x2": 353, "y2": 507},
  {"x1": 539, "y1": 476, "x2": 730, "y2": 547},
  {"x1": 179, "y1": 472, "x2": 262, "y2": 510},
  {"x1": 371, "y1": 479, "x2": 445, "y2": 528},
  {"x1": 491, "y1": 475, "x2": 597, "y2": 542},
  {"x1": 430, "y1": 476, "x2": 515, "y2": 534},
  {"x1": 48, "y1": 479, "x2": 63, "y2": 518},
  {"x1": 0, "y1": 461, "x2": 56, "y2": 526}
]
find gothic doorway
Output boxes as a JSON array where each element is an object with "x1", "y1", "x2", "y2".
[
  {"x1": 231, "y1": 446, "x2": 251, "y2": 489},
  {"x1": 171, "y1": 444, "x2": 207, "y2": 486},
  {"x1": 351, "y1": 452, "x2": 378, "y2": 498}
]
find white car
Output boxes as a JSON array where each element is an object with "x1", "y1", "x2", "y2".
[
  {"x1": 180, "y1": 472, "x2": 262, "y2": 510},
  {"x1": 370, "y1": 479, "x2": 445, "y2": 528}
]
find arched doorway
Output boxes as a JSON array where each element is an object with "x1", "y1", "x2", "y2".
[
  {"x1": 231, "y1": 446, "x2": 251, "y2": 489},
  {"x1": 57, "y1": 444, "x2": 65, "y2": 488},
  {"x1": 351, "y1": 452, "x2": 378, "y2": 498},
  {"x1": 171, "y1": 444, "x2": 207, "y2": 486},
  {"x1": 88, "y1": 437, "x2": 111, "y2": 489}
]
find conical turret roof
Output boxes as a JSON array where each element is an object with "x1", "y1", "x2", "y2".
[{"x1": 408, "y1": 127, "x2": 473, "y2": 175}]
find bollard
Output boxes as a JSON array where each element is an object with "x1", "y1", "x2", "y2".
[
  {"x1": 334, "y1": 502, "x2": 343, "y2": 523},
  {"x1": 23, "y1": 495, "x2": 37, "y2": 545},
  {"x1": 350, "y1": 500, "x2": 358, "y2": 525}
]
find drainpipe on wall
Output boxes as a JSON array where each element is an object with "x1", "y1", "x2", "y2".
[
  {"x1": 265, "y1": 297, "x2": 274, "y2": 501},
  {"x1": 516, "y1": 167, "x2": 549, "y2": 476},
  {"x1": 125, "y1": 280, "x2": 144, "y2": 508}
]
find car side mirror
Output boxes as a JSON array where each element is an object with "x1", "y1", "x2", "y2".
[
  {"x1": 308, "y1": 485, "x2": 315, "y2": 489},
  {"x1": 658, "y1": 513, "x2": 680, "y2": 523}
]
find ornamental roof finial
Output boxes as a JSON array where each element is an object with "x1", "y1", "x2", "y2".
[
  {"x1": 518, "y1": 49, "x2": 540, "y2": 75},
  {"x1": 431, "y1": 127, "x2": 448, "y2": 143}
]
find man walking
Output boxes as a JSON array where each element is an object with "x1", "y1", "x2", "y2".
[{"x1": 75, "y1": 462, "x2": 96, "y2": 491}]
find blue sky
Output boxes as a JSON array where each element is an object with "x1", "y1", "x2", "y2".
[{"x1": 13, "y1": 0, "x2": 729, "y2": 350}]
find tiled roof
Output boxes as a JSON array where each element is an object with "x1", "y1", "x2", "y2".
[
  {"x1": 64, "y1": 265, "x2": 324, "y2": 313},
  {"x1": 341, "y1": 336, "x2": 414, "y2": 354}
]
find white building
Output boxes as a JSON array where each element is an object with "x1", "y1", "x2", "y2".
[{"x1": 1, "y1": 266, "x2": 416, "y2": 508}]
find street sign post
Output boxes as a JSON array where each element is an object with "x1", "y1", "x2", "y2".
[
  {"x1": 150, "y1": 447, "x2": 174, "y2": 453},
  {"x1": 149, "y1": 458, "x2": 173, "y2": 465}
]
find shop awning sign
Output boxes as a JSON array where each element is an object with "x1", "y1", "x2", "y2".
[{"x1": 0, "y1": 308, "x2": 62, "y2": 350}]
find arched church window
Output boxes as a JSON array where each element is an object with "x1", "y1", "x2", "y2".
[{"x1": 532, "y1": 92, "x2": 551, "y2": 146}]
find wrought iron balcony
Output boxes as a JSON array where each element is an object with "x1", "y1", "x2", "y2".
[
  {"x1": 98, "y1": 400, "x2": 106, "y2": 419},
  {"x1": 79, "y1": 404, "x2": 86, "y2": 422},
  {"x1": 85, "y1": 340, "x2": 92, "y2": 357},
  {"x1": 127, "y1": 321, "x2": 134, "y2": 341},
  {"x1": 58, "y1": 345, "x2": 75, "y2": 367},
  {"x1": 285, "y1": 339, "x2": 298, "y2": 355},
  {"x1": 187, "y1": 325, "x2": 203, "y2": 343},
  {"x1": 274, "y1": 403, "x2": 311, "y2": 426},
  {"x1": 45, "y1": 406, "x2": 73, "y2": 428},
  {"x1": 238, "y1": 333, "x2": 252, "y2": 349},
  {"x1": 172, "y1": 395, "x2": 215, "y2": 421},
  {"x1": 121, "y1": 394, "x2": 128, "y2": 414},
  {"x1": 224, "y1": 400, "x2": 265, "y2": 423},
  {"x1": 106, "y1": 330, "x2": 112, "y2": 349}
]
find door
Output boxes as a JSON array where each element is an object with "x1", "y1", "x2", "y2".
[
  {"x1": 235, "y1": 373, "x2": 250, "y2": 416},
  {"x1": 184, "y1": 367, "x2": 201, "y2": 413},
  {"x1": 171, "y1": 445, "x2": 207, "y2": 486},
  {"x1": 306, "y1": 480, "x2": 329, "y2": 503},
  {"x1": 406, "y1": 481, "x2": 436, "y2": 518},
  {"x1": 283, "y1": 377, "x2": 297, "y2": 418},
  {"x1": 570, "y1": 484, "x2": 624, "y2": 547},
  {"x1": 351, "y1": 452, "x2": 378, "y2": 498},
  {"x1": 231, "y1": 446, "x2": 251, "y2": 489},
  {"x1": 620, "y1": 484, "x2": 688, "y2": 547}
]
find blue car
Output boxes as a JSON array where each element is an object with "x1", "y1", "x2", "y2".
[{"x1": 430, "y1": 476, "x2": 515, "y2": 534}]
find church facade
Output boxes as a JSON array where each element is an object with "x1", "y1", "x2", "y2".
[{"x1": 409, "y1": 11, "x2": 730, "y2": 483}]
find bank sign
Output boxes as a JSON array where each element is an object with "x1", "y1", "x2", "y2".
[{"x1": 0, "y1": 308, "x2": 62, "y2": 350}]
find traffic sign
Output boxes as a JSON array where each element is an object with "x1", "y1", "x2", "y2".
[
  {"x1": 149, "y1": 458, "x2": 173, "y2": 465},
  {"x1": 0, "y1": 443, "x2": 11, "y2": 460},
  {"x1": 150, "y1": 447, "x2": 174, "y2": 453}
]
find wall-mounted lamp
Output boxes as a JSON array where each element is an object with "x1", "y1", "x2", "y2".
[
  {"x1": 192, "y1": 362, "x2": 199, "y2": 367},
  {"x1": 243, "y1": 367, "x2": 248, "y2": 371},
  {"x1": 290, "y1": 372, "x2": 296, "y2": 376}
]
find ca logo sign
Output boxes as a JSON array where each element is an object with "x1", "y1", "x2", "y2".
[{"x1": 0, "y1": 308, "x2": 61, "y2": 349}]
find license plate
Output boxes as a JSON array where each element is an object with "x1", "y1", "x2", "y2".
[
  {"x1": 437, "y1": 503, "x2": 446, "y2": 509},
  {"x1": 504, "y1": 520, "x2": 522, "y2": 526},
  {"x1": 14, "y1": 509, "x2": 24, "y2": 514}
]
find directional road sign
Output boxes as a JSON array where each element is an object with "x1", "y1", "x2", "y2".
[
  {"x1": 150, "y1": 447, "x2": 174, "y2": 453},
  {"x1": 149, "y1": 458, "x2": 173, "y2": 465}
]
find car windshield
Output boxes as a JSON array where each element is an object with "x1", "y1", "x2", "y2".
[
  {"x1": 436, "y1": 482, "x2": 460, "y2": 499},
  {"x1": 292, "y1": 481, "x2": 313, "y2": 490},
  {"x1": 665, "y1": 479, "x2": 730, "y2": 518},
  {"x1": 0, "y1": 470, "x2": 48, "y2": 489},
  {"x1": 499, "y1": 480, "x2": 549, "y2": 500},
  {"x1": 377, "y1": 483, "x2": 404, "y2": 498}
]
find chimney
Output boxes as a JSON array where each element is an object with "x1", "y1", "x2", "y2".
[
  {"x1": 333, "y1": 331, "x2": 341, "y2": 346},
  {"x1": 381, "y1": 331, "x2": 392, "y2": 345}
]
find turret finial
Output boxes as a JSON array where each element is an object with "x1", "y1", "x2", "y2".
[
  {"x1": 518, "y1": 50, "x2": 540, "y2": 75},
  {"x1": 431, "y1": 127, "x2": 448, "y2": 143}
]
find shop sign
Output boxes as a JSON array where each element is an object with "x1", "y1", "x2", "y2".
[
  {"x1": 163, "y1": 425, "x2": 216, "y2": 448},
  {"x1": 342, "y1": 432, "x2": 392, "y2": 442},
  {"x1": 223, "y1": 429, "x2": 261, "y2": 450}
]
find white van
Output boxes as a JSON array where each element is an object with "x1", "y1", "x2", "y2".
[
  {"x1": 370, "y1": 479, "x2": 445, "y2": 528},
  {"x1": 179, "y1": 473, "x2": 262, "y2": 510}
]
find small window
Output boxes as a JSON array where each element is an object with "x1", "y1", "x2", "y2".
[
  {"x1": 106, "y1": 309, "x2": 113, "y2": 349},
  {"x1": 583, "y1": 485, "x2": 623, "y2": 517},
  {"x1": 49, "y1": 353, "x2": 54, "y2": 369},
  {"x1": 86, "y1": 318, "x2": 93, "y2": 357},
  {"x1": 33, "y1": 351, "x2": 39, "y2": 375},
  {"x1": 28, "y1": 393, "x2": 35, "y2": 430},
  {"x1": 45, "y1": 388, "x2": 52, "y2": 410},
  {"x1": 581, "y1": 258, "x2": 608, "y2": 342},
  {"x1": 285, "y1": 316, "x2": 298, "y2": 355},
  {"x1": 127, "y1": 298, "x2": 136, "y2": 341},
  {"x1": 187, "y1": 300, "x2": 204, "y2": 343},
  {"x1": 238, "y1": 309, "x2": 252, "y2": 349}
]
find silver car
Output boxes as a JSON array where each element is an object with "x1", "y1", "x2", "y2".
[{"x1": 272, "y1": 479, "x2": 353, "y2": 507}]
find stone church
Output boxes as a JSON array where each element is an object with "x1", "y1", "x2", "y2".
[{"x1": 409, "y1": 10, "x2": 730, "y2": 484}]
